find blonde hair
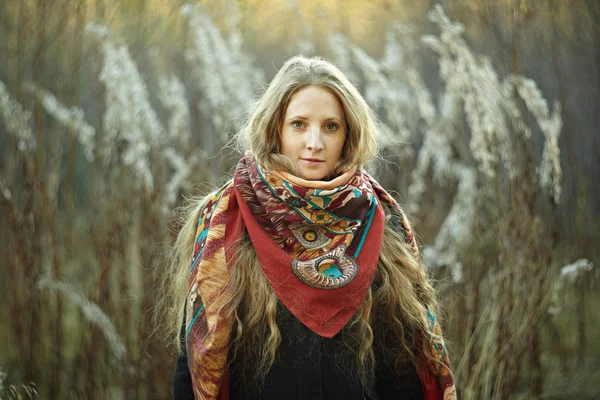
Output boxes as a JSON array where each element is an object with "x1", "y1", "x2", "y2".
[
  {"x1": 236, "y1": 55, "x2": 382, "y2": 176},
  {"x1": 158, "y1": 55, "x2": 440, "y2": 391}
]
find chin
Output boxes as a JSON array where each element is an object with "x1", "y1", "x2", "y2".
[{"x1": 299, "y1": 169, "x2": 328, "y2": 181}]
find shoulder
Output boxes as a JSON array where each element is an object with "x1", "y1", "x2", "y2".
[
  {"x1": 381, "y1": 202, "x2": 408, "y2": 238},
  {"x1": 189, "y1": 180, "x2": 234, "y2": 275},
  {"x1": 380, "y1": 201, "x2": 420, "y2": 261},
  {"x1": 194, "y1": 180, "x2": 233, "y2": 225},
  {"x1": 207, "y1": 179, "x2": 234, "y2": 204},
  {"x1": 363, "y1": 171, "x2": 415, "y2": 247}
]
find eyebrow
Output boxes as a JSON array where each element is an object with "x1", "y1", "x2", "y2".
[{"x1": 286, "y1": 115, "x2": 344, "y2": 123}]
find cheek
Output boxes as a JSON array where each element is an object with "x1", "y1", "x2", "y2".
[
  {"x1": 335, "y1": 134, "x2": 347, "y2": 157},
  {"x1": 279, "y1": 129, "x2": 295, "y2": 155}
]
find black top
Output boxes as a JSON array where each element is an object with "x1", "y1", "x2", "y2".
[{"x1": 173, "y1": 303, "x2": 423, "y2": 400}]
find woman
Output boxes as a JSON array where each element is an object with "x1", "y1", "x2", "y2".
[{"x1": 168, "y1": 56, "x2": 456, "y2": 399}]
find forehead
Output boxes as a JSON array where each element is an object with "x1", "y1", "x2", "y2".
[{"x1": 285, "y1": 85, "x2": 345, "y2": 119}]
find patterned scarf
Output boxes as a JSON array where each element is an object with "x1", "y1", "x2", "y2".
[{"x1": 185, "y1": 153, "x2": 456, "y2": 399}]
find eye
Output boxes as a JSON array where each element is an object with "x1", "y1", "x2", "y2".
[
  {"x1": 325, "y1": 122, "x2": 338, "y2": 131},
  {"x1": 291, "y1": 120, "x2": 304, "y2": 129}
]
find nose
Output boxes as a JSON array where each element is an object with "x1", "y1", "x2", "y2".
[{"x1": 306, "y1": 126, "x2": 324, "y2": 151}]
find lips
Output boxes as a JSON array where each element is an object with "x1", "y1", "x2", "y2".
[
  {"x1": 300, "y1": 158, "x2": 324, "y2": 168},
  {"x1": 301, "y1": 158, "x2": 324, "y2": 162}
]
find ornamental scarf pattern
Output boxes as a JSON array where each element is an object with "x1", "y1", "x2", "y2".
[{"x1": 185, "y1": 153, "x2": 456, "y2": 400}]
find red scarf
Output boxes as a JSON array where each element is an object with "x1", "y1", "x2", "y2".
[{"x1": 185, "y1": 153, "x2": 456, "y2": 399}]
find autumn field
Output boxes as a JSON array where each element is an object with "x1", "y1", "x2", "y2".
[{"x1": 0, "y1": 1, "x2": 599, "y2": 399}]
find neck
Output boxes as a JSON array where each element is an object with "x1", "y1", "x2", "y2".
[{"x1": 271, "y1": 168, "x2": 356, "y2": 190}]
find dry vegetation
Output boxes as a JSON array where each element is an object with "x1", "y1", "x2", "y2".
[{"x1": 0, "y1": 1, "x2": 598, "y2": 399}]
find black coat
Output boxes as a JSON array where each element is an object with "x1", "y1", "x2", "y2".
[{"x1": 173, "y1": 302, "x2": 423, "y2": 400}]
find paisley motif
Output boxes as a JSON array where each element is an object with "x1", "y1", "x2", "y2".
[
  {"x1": 291, "y1": 245, "x2": 358, "y2": 289},
  {"x1": 290, "y1": 224, "x2": 331, "y2": 250}
]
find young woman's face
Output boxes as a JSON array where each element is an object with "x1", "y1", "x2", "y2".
[{"x1": 280, "y1": 85, "x2": 347, "y2": 180}]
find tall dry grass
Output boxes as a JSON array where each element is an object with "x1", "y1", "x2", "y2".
[{"x1": 0, "y1": 2, "x2": 598, "y2": 399}]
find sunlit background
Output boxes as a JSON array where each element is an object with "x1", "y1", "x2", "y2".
[{"x1": 0, "y1": 0, "x2": 598, "y2": 399}]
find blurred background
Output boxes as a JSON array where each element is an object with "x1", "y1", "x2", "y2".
[{"x1": 0, "y1": 0, "x2": 598, "y2": 399}]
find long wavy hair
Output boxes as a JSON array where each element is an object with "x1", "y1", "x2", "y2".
[{"x1": 158, "y1": 55, "x2": 439, "y2": 392}]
